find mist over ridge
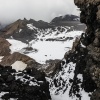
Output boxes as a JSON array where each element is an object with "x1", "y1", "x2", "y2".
[{"x1": 0, "y1": 0, "x2": 79, "y2": 25}]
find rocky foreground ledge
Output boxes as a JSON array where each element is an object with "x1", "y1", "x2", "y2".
[{"x1": 0, "y1": 65, "x2": 51, "y2": 100}]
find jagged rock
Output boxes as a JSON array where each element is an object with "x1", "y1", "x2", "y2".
[
  {"x1": 96, "y1": 5, "x2": 100, "y2": 21},
  {"x1": 90, "y1": 66, "x2": 100, "y2": 88},
  {"x1": 44, "y1": 59, "x2": 61, "y2": 76},
  {"x1": 91, "y1": 89, "x2": 100, "y2": 100},
  {"x1": 93, "y1": 38, "x2": 100, "y2": 47},
  {"x1": 0, "y1": 19, "x2": 53, "y2": 43},
  {"x1": 0, "y1": 16, "x2": 85, "y2": 43},
  {"x1": 72, "y1": 37, "x2": 80, "y2": 52},
  {"x1": 0, "y1": 37, "x2": 11, "y2": 56},
  {"x1": 95, "y1": 30, "x2": 100, "y2": 37},
  {"x1": 0, "y1": 52, "x2": 41, "y2": 70},
  {"x1": 0, "y1": 64, "x2": 51, "y2": 100}
]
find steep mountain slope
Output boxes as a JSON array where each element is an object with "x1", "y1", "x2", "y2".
[
  {"x1": 0, "y1": 19, "x2": 53, "y2": 42},
  {"x1": 0, "y1": 15, "x2": 85, "y2": 43}
]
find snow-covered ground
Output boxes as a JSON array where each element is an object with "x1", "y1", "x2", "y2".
[{"x1": 7, "y1": 31, "x2": 82, "y2": 64}]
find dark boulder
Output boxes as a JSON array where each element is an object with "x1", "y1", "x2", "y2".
[{"x1": 0, "y1": 64, "x2": 51, "y2": 100}]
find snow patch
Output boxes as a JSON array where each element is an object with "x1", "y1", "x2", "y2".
[
  {"x1": 19, "y1": 29, "x2": 22, "y2": 32},
  {"x1": 11, "y1": 61, "x2": 27, "y2": 72},
  {"x1": 0, "y1": 92, "x2": 9, "y2": 98},
  {"x1": 7, "y1": 39, "x2": 27, "y2": 54},
  {"x1": 27, "y1": 24, "x2": 37, "y2": 30},
  {"x1": 80, "y1": 42, "x2": 86, "y2": 48}
]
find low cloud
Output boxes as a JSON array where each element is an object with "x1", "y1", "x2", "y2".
[{"x1": 0, "y1": 0, "x2": 79, "y2": 24}]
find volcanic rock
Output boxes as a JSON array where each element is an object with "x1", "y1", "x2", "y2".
[
  {"x1": 0, "y1": 64, "x2": 51, "y2": 100},
  {"x1": 51, "y1": 14, "x2": 80, "y2": 23},
  {"x1": 0, "y1": 37, "x2": 11, "y2": 56},
  {"x1": 44, "y1": 59, "x2": 61, "y2": 76},
  {"x1": 0, "y1": 19, "x2": 52, "y2": 42}
]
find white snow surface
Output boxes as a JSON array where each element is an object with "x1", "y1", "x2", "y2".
[
  {"x1": 7, "y1": 39, "x2": 27, "y2": 54},
  {"x1": 11, "y1": 61, "x2": 27, "y2": 72},
  {"x1": 7, "y1": 30, "x2": 82, "y2": 64}
]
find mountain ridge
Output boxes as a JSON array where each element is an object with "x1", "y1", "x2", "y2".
[{"x1": 0, "y1": 14, "x2": 85, "y2": 43}]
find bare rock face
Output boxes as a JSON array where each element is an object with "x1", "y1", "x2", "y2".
[
  {"x1": 44, "y1": 59, "x2": 61, "y2": 76},
  {"x1": 74, "y1": 0, "x2": 100, "y2": 100},
  {"x1": 0, "y1": 37, "x2": 11, "y2": 56},
  {"x1": 0, "y1": 52, "x2": 41, "y2": 70},
  {"x1": 1, "y1": 19, "x2": 24, "y2": 36},
  {"x1": 74, "y1": 0, "x2": 100, "y2": 6},
  {"x1": 0, "y1": 19, "x2": 52, "y2": 43}
]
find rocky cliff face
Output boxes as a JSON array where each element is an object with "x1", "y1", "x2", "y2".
[
  {"x1": 74, "y1": 0, "x2": 100, "y2": 100},
  {"x1": 0, "y1": 52, "x2": 41, "y2": 70},
  {"x1": 0, "y1": 16, "x2": 85, "y2": 43},
  {"x1": 0, "y1": 19, "x2": 52, "y2": 42}
]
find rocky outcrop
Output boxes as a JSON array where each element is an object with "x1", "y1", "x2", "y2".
[
  {"x1": 0, "y1": 19, "x2": 37, "y2": 42},
  {"x1": 0, "y1": 16, "x2": 85, "y2": 43},
  {"x1": 0, "y1": 19, "x2": 53, "y2": 42},
  {"x1": 0, "y1": 64, "x2": 51, "y2": 100},
  {"x1": 0, "y1": 52, "x2": 41, "y2": 70},
  {"x1": 74, "y1": 0, "x2": 100, "y2": 99},
  {"x1": 43, "y1": 59, "x2": 61, "y2": 77},
  {"x1": 0, "y1": 37, "x2": 11, "y2": 56}
]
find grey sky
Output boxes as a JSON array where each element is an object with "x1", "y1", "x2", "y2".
[{"x1": 0, "y1": 0, "x2": 79, "y2": 24}]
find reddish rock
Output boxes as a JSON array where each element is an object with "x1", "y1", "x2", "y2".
[{"x1": 0, "y1": 37, "x2": 11, "y2": 56}]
